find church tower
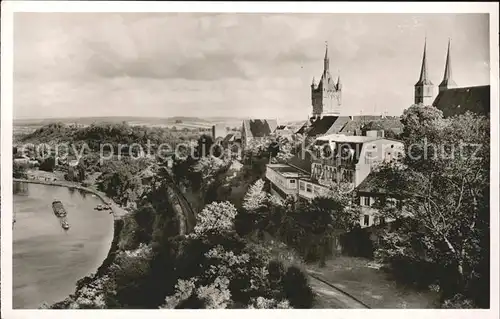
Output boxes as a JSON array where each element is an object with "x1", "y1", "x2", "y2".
[
  {"x1": 311, "y1": 42, "x2": 342, "y2": 118},
  {"x1": 414, "y1": 39, "x2": 434, "y2": 105},
  {"x1": 438, "y1": 39, "x2": 457, "y2": 93}
]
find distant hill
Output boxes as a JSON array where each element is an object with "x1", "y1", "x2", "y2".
[
  {"x1": 13, "y1": 116, "x2": 304, "y2": 131},
  {"x1": 14, "y1": 116, "x2": 207, "y2": 126},
  {"x1": 13, "y1": 116, "x2": 251, "y2": 131}
]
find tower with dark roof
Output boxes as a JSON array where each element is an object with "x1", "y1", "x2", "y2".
[
  {"x1": 438, "y1": 39, "x2": 457, "y2": 93},
  {"x1": 311, "y1": 42, "x2": 342, "y2": 118},
  {"x1": 414, "y1": 39, "x2": 435, "y2": 105}
]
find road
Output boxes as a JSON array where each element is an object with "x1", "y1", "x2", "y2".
[{"x1": 308, "y1": 272, "x2": 370, "y2": 309}]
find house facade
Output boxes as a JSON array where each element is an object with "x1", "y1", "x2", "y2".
[{"x1": 309, "y1": 134, "x2": 404, "y2": 189}]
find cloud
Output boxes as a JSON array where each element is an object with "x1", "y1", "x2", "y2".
[{"x1": 13, "y1": 13, "x2": 490, "y2": 120}]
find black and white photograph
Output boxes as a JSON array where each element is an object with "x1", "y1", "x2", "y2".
[{"x1": 1, "y1": 2, "x2": 499, "y2": 318}]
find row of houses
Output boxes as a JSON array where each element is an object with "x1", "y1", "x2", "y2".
[
  {"x1": 209, "y1": 41, "x2": 489, "y2": 231},
  {"x1": 265, "y1": 131, "x2": 405, "y2": 228}
]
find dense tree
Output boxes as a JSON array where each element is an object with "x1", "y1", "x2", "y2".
[
  {"x1": 160, "y1": 201, "x2": 314, "y2": 309},
  {"x1": 97, "y1": 158, "x2": 148, "y2": 206},
  {"x1": 374, "y1": 109, "x2": 490, "y2": 307},
  {"x1": 39, "y1": 156, "x2": 56, "y2": 172},
  {"x1": 13, "y1": 162, "x2": 28, "y2": 179}
]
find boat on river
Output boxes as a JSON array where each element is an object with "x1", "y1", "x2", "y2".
[
  {"x1": 61, "y1": 219, "x2": 70, "y2": 230},
  {"x1": 52, "y1": 200, "x2": 70, "y2": 230},
  {"x1": 52, "y1": 200, "x2": 67, "y2": 217}
]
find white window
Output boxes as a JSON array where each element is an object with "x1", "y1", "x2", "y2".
[
  {"x1": 360, "y1": 196, "x2": 364, "y2": 205},
  {"x1": 306, "y1": 184, "x2": 312, "y2": 193},
  {"x1": 289, "y1": 179, "x2": 296, "y2": 184},
  {"x1": 363, "y1": 215, "x2": 370, "y2": 226},
  {"x1": 299, "y1": 181, "x2": 305, "y2": 191},
  {"x1": 364, "y1": 197, "x2": 370, "y2": 206}
]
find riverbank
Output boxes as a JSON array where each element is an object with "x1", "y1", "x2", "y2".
[
  {"x1": 13, "y1": 178, "x2": 129, "y2": 308},
  {"x1": 13, "y1": 178, "x2": 129, "y2": 220}
]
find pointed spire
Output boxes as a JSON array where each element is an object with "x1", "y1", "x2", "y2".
[
  {"x1": 324, "y1": 41, "x2": 329, "y2": 72},
  {"x1": 416, "y1": 38, "x2": 432, "y2": 86},
  {"x1": 336, "y1": 74, "x2": 342, "y2": 90},
  {"x1": 439, "y1": 38, "x2": 457, "y2": 91},
  {"x1": 311, "y1": 76, "x2": 316, "y2": 86}
]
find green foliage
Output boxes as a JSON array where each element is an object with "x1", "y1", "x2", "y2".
[
  {"x1": 13, "y1": 162, "x2": 28, "y2": 179},
  {"x1": 441, "y1": 294, "x2": 475, "y2": 309},
  {"x1": 374, "y1": 110, "x2": 490, "y2": 307},
  {"x1": 282, "y1": 266, "x2": 314, "y2": 308},
  {"x1": 194, "y1": 201, "x2": 237, "y2": 235},
  {"x1": 105, "y1": 245, "x2": 154, "y2": 308},
  {"x1": 171, "y1": 154, "x2": 232, "y2": 212},
  {"x1": 21, "y1": 121, "x2": 203, "y2": 154},
  {"x1": 39, "y1": 156, "x2": 56, "y2": 172},
  {"x1": 46, "y1": 146, "x2": 314, "y2": 310},
  {"x1": 97, "y1": 158, "x2": 149, "y2": 206},
  {"x1": 132, "y1": 204, "x2": 157, "y2": 245},
  {"x1": 158, "y1": 200, "x2": 313, "y2": 309},
  {"x1": 196, "y1": 134, "x2": 223, "y2": 158},
  {"x1": 240, "y1": 179, "x2": 359, "y2": 263}
]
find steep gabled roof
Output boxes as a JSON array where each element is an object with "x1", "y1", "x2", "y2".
[
  {"x1": 439, "y1": 39, "x2": 457, "y2": 89},
  {"x1": 432, "y1": 85, "x2": 490, "y2": 117},
  {"x1": 325, "y1": 116, "x2": 351, "y2": 134},
  {"x1": 362, "y1": 118, "x2": 404, "y2": 133},
  {"x1": 286, "y1": 153, "x2": 312, "y2": 174},
  {"x1": 297, "y1": 115, "x2": 395, "y2": 138},
  {"x1": 222, "y1": 133, "x2": 234, "y2": 143},
  {"x1": 243, "y1": 119, "x2": 278, "y2": 139},
  {"x1": 337, "y1": 116, "x2": 387, "y2": 135},
  {"x1": 296, "y1": 116, "x2": 339, "y2": 136},
  {"x1": 356, "y1": 172, "x2": 390, "y2": 194},
  {"x1": 415, "y1": 39, "x2": 433, "y2": 86}
]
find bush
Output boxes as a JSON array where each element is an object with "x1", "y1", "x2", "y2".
[
  {"x1": 39, "y1": 157, "x2": 56, "y2": 172},
  {"x1": 282, "y1": 266, "x2": 314, "y2": 308},
  {"x1": 441, "y1": 294, "x2": 475, "y2": 309}
]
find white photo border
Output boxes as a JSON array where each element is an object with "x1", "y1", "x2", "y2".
[{"x1": 1, "y1": 1, "x2": 499, "y2": 319}]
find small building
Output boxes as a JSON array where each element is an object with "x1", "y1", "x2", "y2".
[
  {"x1": 265, "y1": 163, "x2": 308, "y2": 200},
  {"x1": 353, "y1": 171, "x2": 414, "y2": 241},
  {"x1": 241, "y1": 119, "x2": 278, "y2": 150},
  {"x1": 297, "y1": 177, "x2": 331, "y2": 201}
]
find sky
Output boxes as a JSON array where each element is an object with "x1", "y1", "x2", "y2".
[{"x1": 14, "y1": 13, "x2": 490, "y2": 121}]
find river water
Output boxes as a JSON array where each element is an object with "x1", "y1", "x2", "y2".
[{"x1": 13, "y1": 183, "x2": 114, "y2": 309}]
